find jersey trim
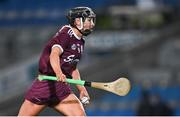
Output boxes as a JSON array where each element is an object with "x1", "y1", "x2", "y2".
[
  {"x1": 69, "y1": 25, "x2": 81, "y2": 40},
  {"x1": 59, "y1": 25, "x2": 83, "y2": 40},
  {"x1": 52, "y1": 44, "x2": 64, "y2": 53}
]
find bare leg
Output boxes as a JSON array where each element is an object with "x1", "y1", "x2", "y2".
[
  {"x1": 53, "y1": 94, "x2": 86, "y2": 116},
  {"x1": 18, "y1": 99, "x2": 46, "y2": 116}
]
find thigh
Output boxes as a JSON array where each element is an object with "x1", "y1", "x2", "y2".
[
  {"x1": 18, "y1": 99, "x2": 46, "y2": 116},
  {"x1": 53, "y1": 93, "x2": 86, "y2": 116}
]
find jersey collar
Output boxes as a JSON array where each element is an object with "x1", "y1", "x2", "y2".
[{"x1": 69, "y1": 25, "x2": 81, "y2": 40}]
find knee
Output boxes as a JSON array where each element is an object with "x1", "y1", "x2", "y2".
[{"x1": 74, "y1": 111, "x2": 86, "y2": 116}]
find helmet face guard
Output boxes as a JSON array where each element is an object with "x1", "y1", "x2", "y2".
[
  {"x1": 66, "y1": 7, "x2": 96, "y2": 36},
  {"x1": 80, "y1": 17, "x2": 96, "y2": 36}
]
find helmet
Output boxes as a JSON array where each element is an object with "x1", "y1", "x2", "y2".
[{"x1": 66, "y1": 7, "x2": 96, "y2": 36}]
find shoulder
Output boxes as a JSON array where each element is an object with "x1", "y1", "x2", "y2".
[
  {"x1": 51, "y1": 25, "x2": 71, "y2": 40},
  {"x1": 59, "y1": 25, "x2": 70, "y2": 33},
  {"x1": 57, "y1": 25, "x2": 73, "y2": 37}
]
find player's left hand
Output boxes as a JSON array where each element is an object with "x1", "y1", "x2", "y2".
[{"x1": 79, "y1": 87, "x2": 90, "y2": 105}]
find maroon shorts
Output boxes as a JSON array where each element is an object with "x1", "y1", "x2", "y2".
[{"x1": 25, "y1": 78, "x2": 72, "y2": 106}]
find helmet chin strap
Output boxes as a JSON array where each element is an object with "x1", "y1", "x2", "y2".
[{"x1": 75, "y1": 18, "x2": 92, "y2": 36}]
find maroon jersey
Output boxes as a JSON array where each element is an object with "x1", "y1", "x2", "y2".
[{"x1": 39, "y1": 25, "x2": 85, "y2": 76}]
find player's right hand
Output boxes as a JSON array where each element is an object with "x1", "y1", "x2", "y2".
[{"x1": 56, "y1": 73, "x2": 66, "y2": 82}]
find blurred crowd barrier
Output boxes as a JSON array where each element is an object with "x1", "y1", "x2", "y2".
[{"x1": 0, "y1": 56, "x2": 38, "y2": 103}]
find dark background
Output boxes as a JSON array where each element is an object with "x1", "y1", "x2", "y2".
[{"x1": 0, "y1": 0, "x2": 180, "y2": 116}]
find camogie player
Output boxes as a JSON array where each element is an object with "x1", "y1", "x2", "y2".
[{"x1": 18, "y1": 7, "x2": 96, "y2": 116}]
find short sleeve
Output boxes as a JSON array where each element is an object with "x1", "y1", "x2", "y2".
[{"x1": 51, "y1": 32, "x2": 69, "y2": 52}]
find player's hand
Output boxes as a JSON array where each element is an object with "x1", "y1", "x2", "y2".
[
  {"x1": 56, "y1": 73, "x2": 66, "y2": 82},
  {"x1": 79, "y1": 87, "x2": 90, "y2": 105}
]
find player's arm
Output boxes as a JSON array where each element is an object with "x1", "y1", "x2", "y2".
[
  {"x1": 50, "y1": 46, "x2": 66, "y2": 82},
  {"x1": 72, "y1": 69, "x2": 90, "y2": 100}
]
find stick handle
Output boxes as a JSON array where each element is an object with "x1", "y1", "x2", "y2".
[
  {"x1": 38, "y1": 75, "x2": 86, "y2": 86},
  {"x1": 66, "y1": 79, "x2": 85, "y2": 86}
]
